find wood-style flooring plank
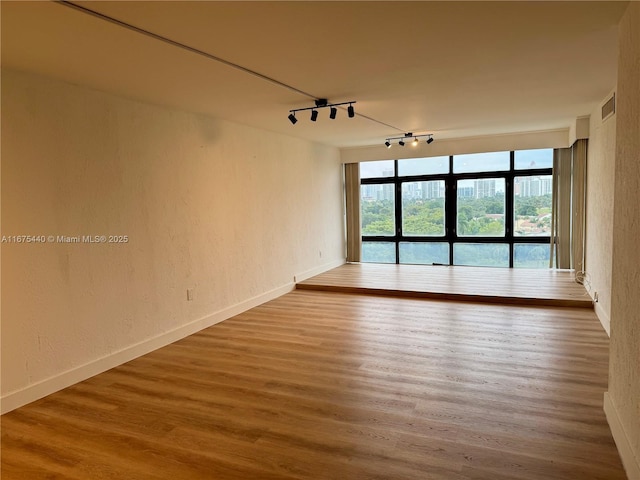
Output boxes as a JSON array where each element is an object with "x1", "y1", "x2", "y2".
[
  {"x1": 297, "y1": 263, "x2": 593, "y2": 308},
  {"x1": 1, "y1": 290, "x2": 623, "y2": 479}
]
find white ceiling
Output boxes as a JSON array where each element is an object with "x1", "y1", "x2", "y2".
[{"x1": 1, "y1": 1, "x2": 628, "y2": 148}]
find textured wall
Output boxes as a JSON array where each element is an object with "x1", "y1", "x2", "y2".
[
  {"x1": 609, "y1": 0, "x2": 640, "y2": 471},
  {"x1": 585, "y1": 96, "x2": 616, "y2": 334},
  {"x1": 1, "y1": 69, "x2": 344, "y2": 400}
]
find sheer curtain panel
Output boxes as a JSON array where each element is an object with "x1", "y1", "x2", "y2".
[
  {"x1": 550, "y1": 140, "x2": 587, "y2": 273},
  {"x1": 344, "y1": 163, "x2": 361, "y2": 262}
]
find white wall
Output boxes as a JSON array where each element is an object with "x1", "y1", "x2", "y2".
[
  {"x1": 0, "y1": 69, "x2": 345, "y2": 412},
  {"x1": 585, "y1": 93, "x2": 616, "y2": 335},
  {"x1": 606, "y1": 3, "x2": 640, "y2": 479}
]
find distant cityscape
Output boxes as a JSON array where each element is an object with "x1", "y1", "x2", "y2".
[{"x1": 362, "y1": 176, "x2": 552, "y2": 202}]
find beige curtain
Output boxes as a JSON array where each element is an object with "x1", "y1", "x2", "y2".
[
  {"x1": 571, "y1": 139, "x2": 588, "y2": 274},
  {"x1": 344, "y1": 163, "x2": 361, "y2": 262},
  {"x1": 550, "y1": 140, "x2": 588, "y2": 273},
  {"x1": 551, "y1": 148, "x2": 572, "y2": 268}
]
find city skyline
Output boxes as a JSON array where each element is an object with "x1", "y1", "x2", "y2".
[{"x1": 362, "y1": 176, "x2": 552, "y2": 202}]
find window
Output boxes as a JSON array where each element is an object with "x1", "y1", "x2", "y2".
[
  {"x1": 361, "y1": 184, "x2": 395, "y2": 236},
  {"x1": 453, "y1": 151, "x2": 510, "y2": 174},
  {"x1": 457, "y1": 178, "x2": 505, "y2": 237},
  {"x1": 360, "y1": 160, "x2": 394, "y2": 179},
  {"x1": 454, "y1": 243, "x2": 510, "y2": 267},
  {"x1": 515, "y1": 148, "x2": 553, "y2": 170},
  {"x1": 402, "y1": 181, "x2": 445, "y2": 236},
  {"x1": 514, "y1": 243, "x2": 551, "y2": 268},
  {"x1": 398, "y1": 156, "x2": 449, "y2": 176},
  {"x1": 362, "y1": 242, "x2": 395, "y2": 263},
  {"x1": 399, "y1": 242, "x2": 449, "y2": 265},
  {"x1": 360, "y1": 150, "x2": 553, "y2": 268},
  {"x1": 514, "y1": 175, "x2": 552, "y2": 236}
]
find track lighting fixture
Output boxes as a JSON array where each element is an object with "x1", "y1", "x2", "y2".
[
  {"x1": 384, "y1": 133, "x2": 435, "y2": 148},
  {"x1": 288, "y1": 99, "x2": 356, "y2": 124}
]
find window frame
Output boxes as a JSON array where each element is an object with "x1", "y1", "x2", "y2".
[{"x1": 360, "y1": 152, "x2": 552, "y2": 267}]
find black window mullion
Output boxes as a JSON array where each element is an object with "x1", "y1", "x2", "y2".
[
  {"x1": 448, "y1": 155, "x2": 454, "y2": 265},
  {"x1": 361, "y1": 152, "x2": 552, "y2": 268},
  {"x1": 446, "y1": 176, "x2": 456, "y2": 265},
  {"x1": 509, "y1": 243, "x2": 514, "y2": 268},
  {"x1": 505, "y1": 175, "x2": 513, "y2": 238},
  {"x1": 394, "y1": 160, "x2": 401, "y2": 263},
  {"x1": 506, "y1": 174, "x2": 514, "y2": 268}
]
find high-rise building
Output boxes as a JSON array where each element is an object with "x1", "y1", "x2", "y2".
[
  {"x1": 518, "y1": 176, "x2": 552, "y2": 197},
  {"x1": 474, "y1": 179, "x2": 496, "y2": 198}
]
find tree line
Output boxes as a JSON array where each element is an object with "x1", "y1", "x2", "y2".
[{"x1": 362, "y1": 193, "x2": 552, "y2": 237}]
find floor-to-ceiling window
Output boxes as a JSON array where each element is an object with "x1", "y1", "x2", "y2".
[{"x1": 360, "y1": 149, "x2": 553, "y2": 267}]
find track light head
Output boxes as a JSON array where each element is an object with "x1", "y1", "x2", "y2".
[
  {"x1": 385, "y1": 141, "x2": 391, "y2": 148},
  {"x1": 427, "y1": 136, "x2": 434, "y2": 144},
  {"x1": 412, "y1": 137, "x2": 419, "y2": 146},
  {"x1": 399, "y1": 140, "x2": 405, "y2": 146},
  {"x1": 288, "y1": 100, "x2": 355, "y2": 124}
]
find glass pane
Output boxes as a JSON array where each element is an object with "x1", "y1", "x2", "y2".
[
  {"x1": 399, "y1": 242, "x2": 449, "y2": 265},
  {"x1": 398, "y1": 156, "x2": 449, "y2": 176},
  {"x1": 453, "y1": 151, "x2": 510, "y2": 174},
  {"x1": 453, "y1": 243, "x2": 509, "y2": 267},
  {"x1": 402, "y1": 181, "x2": 445, "y2": 236},
  {"x1": 457, "y1": 178, "x2": 505, "y2": 236},
  {"x1": 360, "y1": 160, "x2": 394, "y2": 179},
  {"x1": 514, "y1": 243, "x2": 550, "y2": 268},
  {"x1": 361, "y1": 184, "x2": 395, "y2": 236},
  {"x1": 514, "y1": 175, "x2": 552, "y2": 236},
  {"x1": 362, "y1": 242, "x2": 395, "y2": 263},
  {"x1": 515, "y1": 148, "x2": 553, "y2": 170}
]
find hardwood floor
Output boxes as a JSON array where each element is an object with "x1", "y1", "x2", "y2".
[
  {"x1": 297, "y1": 263, "x2": 593, "y2": 308},
  {"x1": 1, "y1": 289, "x2": 624, "y2": 479}
]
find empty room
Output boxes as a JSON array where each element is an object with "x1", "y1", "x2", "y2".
[{"x1": 1, "y1": 2, "x2": 639, "y2": 479}]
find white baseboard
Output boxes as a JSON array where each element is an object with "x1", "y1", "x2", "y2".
[
  {"x1": 294, "y1": 258, "x2": 345, "y2": 283},
  {"x1": 595, "y1": 301, "x2": 611, "y2": 337},
  {"x1": 0, "y1": 281, "x2": 296, "y2": 415},
  {"x1": 604, "y1": 392, "x2": 640, "y2": 480},
  {"x1": 1, "y1": 259, "x2": 346, "y2": 415}
]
